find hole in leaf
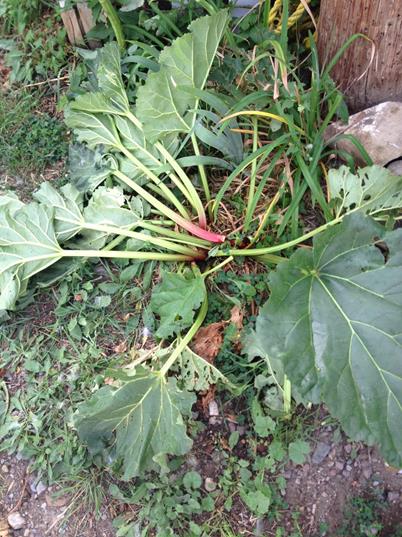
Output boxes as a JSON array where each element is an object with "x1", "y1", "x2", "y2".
[{"x1": 373, "y1": 237, "x2": 389, "y2": 263}]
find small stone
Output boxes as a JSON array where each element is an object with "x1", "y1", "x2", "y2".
[
  {"x1": 8, "y1": 512, "x2": 26, "y2": 530},
  {"x1": 346, "y1": 464, "x2": 353, "y2": 472},
  {"x1": 283, "y1": 471, "x2": 292, "y2": 479},
  {"x1": 228, "y1": 422, "x2": 236, "y2": 433},
  {"x1": 362, "y1": 468, "x2": 372, "y2": 480},
  {"x1": 329, "y1": 469, "x2": 338, "y2": 477},
  {"x1": 1, "y1": 464, "x2": 8, "y2": 473},
  {"x1": 387, "y1": 491, "x2": 399, "y2": 503},
  {"x1": 36, "y1": 481, "x2": 47, "y2": 496},
  {"x1": 335, "y1": 462, "x2": 344, "y2": 471},
  {"x1": 342, "y1": 470, "x2": 350, "y2": 478},
  {"x1": 312, "y1": 442, "x2": 331, "y2": 464},
  {"x1": 208, "y1": 401, "x2": 219, "y2": 417},
  {"x1": 204, "y1": 478, "x2": 216, "y2": 492},
  {"x1": 373, "y1": 481, "x2": 380, "y2": 487},
  {"x1": 302, "y1": 464, "x2": 310, "y2": 474},
  {"x1": 24, "y1": 530, "x2": 30, "y2": 537},
  {"x1": 344, "y1": 444, "x2": 352, "y2": 454},
  {"x1": 186, "y1": 454, "x2": 199, "y2": 468},
  {"x1": 209, "y1": 416, "x2": 222, "y2": 426},
  {"x1": 370, "y1": 528, "x2": 379, "y2": 535}
]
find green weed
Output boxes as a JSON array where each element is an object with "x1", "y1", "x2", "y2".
[
  {"x1": 0, "y1": 89, "x2": 67, "y2": 179},
  {"x1": 333, "y1": 489, "x2": 402, "y2": 537}
]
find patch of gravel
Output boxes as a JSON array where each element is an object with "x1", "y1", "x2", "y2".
[
  {"x1": 0, "y1": 456, "x2": 115, "y2": 537},
  {"x1": 278, "y1": 424, "x2": 402, "y2": 536}
]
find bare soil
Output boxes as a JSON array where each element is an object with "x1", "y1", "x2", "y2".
[
  {"x1": 1, "y1": 416, "x2": 401, "y2": 536},
  {"x1": 0, "y1": 455, "x2": 115, "y2": 537}
]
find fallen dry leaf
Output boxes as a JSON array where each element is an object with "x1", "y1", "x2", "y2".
[
  {"x1": 191, "y1": 322, "x2": 225, "y2": 363},
  {"x1": 230, "y1": 306, "x2": 244, "y2": 330},
  {"x1": 198, "y1": 385, "x2": 216, "y2": 416},
  {"x1": 113, "y1": 341, "x2": 128, "y2": 353},
  {"x1": 220, "y1": 437, "x2": 230, "y2": 451}
]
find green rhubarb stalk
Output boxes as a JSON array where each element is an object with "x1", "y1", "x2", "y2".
[
  {"x1": 118, "y1": 144, "x2": 191, "y2": 220},
  {"x1": 155, "y1": 139, "x2": 207, "y2": 229},
  {"x1": 201, "y1": 256, "x2": 233, "y2": 278},
  {"x1": 62, "y1": 250, "x2": 195, "y2": 262},
  {"x1": 159, "y1": 295, "x2": 208, "y2": 376},
  {"x1": 219, "y1": 217, "x2": 343, "y2": 257},
  {"x1": 139, "y1": 222, "x2": 211, "y2": 248},
  {"x1": 191, "y1": 133, "x2": 211, "y2": 222},
  {"x1": 126, "y1": 111, "x2": 207, "y2": 227},
  {"x1": 81, "y1": 222, "x2": 202, "y2": 257},
  {"x1": 113, "y1": 169, "x2": 225, "y2": 243}
]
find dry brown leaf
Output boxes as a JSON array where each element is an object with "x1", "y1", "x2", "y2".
[
  {"x1": 220, "y1": 437, "x2": 230, "y2": 451},
  {"x1": 191, "y1": 322, "x2": 225, "y2": 364},
  {"x1": 198, "y1": 385, "x2": 216, "y2": 416},
  {"x1": 113, "y1": 341, "x2": 128, "y2": 353},
  {"x1": 230, "y1": 306, "x2": 244, "y2": 330}
]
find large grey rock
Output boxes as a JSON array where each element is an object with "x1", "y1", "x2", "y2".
[{"x1": 325, "y1": 101, "x2": 402, "y2": 166}]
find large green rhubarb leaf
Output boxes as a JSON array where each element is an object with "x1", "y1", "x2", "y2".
[
  {"x1": 33, "y1": 183, "x2": 84, "y2": 242},
  {"x1": 64, "y1": 110, "x2": 121, "y2": 150},
  {"x1": 250, "y1": 213, "x2": 402, "y2": 466},
  {"x1": 0, "y1": 203, "x2": 62, "y2": 310},
  {"x1": 136, "y1": 11, "x2": 228, "y2": 141},
  {"x1": 70, "y1": 43, "x2": 130, "y2": 116},
  {"x1": 33, "y1": 182, "x2": 139, "y2": 248},
  {"x1": 74, "y1": 367, "x2": 195, "y2": 479},
  {"x1": 150, "y1": 269, "x2": 206, "y2": 339},
  {"x1": 329, "y1": 165, "x2": 402, "y2": 218}
]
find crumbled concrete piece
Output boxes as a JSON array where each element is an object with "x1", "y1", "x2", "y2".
[
  {"x1": 36, "y1": 481, "x2": 47, "y2": 496},
  {"x1": 362, "y1": 467, "x2": 372, "y2": 480},
  {"x1": 311, "y1": 442, "x2": 331, "y2": 464},
  {"x1": 208, "y1": 400, "x2": 219, "y2": 416},
  {"x1": 8, "y1": 512, "x2": 26, "y2": 530},
  {"x1": 325, "y1": 101, "x2": 402, "y2": 166}
]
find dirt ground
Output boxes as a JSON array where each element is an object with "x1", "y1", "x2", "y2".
[
  {"x1": 1, "y1": 417, "x2": 401, "y2": 537},
  {"x1": 0, "y1": 455, "x2": 115, "y2": 537}
]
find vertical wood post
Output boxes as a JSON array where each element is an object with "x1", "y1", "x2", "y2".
[
  {"x1": 59, "y1": 1, "x2": 96, "y2": 48},
  {"x1": 318, "y1": 0, "x2": 402, "y2": 112}
]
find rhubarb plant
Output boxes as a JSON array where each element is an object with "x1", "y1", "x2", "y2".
[{"x1": 1, "y1": 10, "x2": 402, "y2": 476}]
